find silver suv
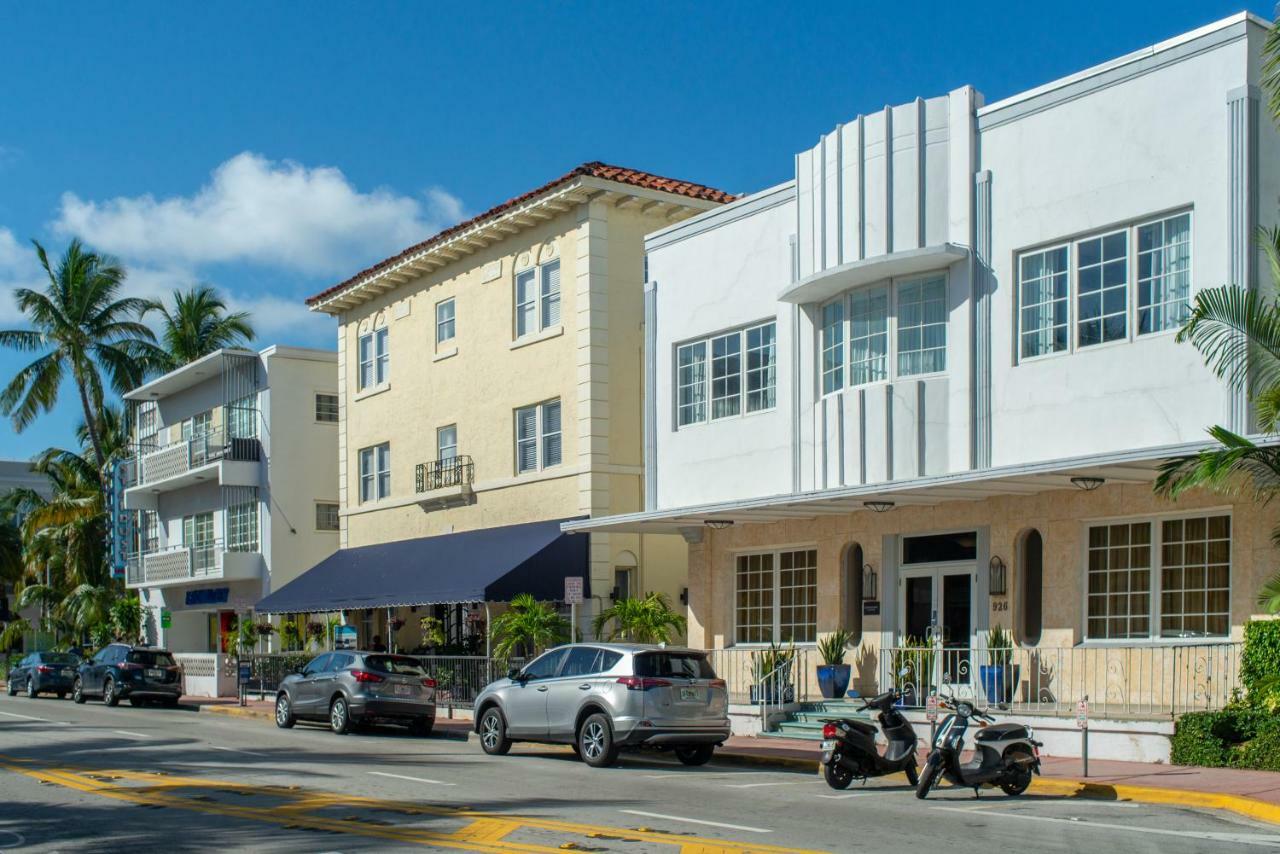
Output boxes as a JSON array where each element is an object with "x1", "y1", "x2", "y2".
[
  {"x1": 474, "y1": 643, "x2": 730, "y2": 767},
  {"x1": 274, "y1": 651, "x2": 436, "y2": 735}
]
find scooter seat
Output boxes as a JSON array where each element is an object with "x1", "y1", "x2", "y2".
[{"x1": 974, "y1": 722, "x2": 1029, "y2": 742}]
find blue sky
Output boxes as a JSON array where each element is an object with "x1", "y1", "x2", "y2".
[{"x1": 0, "y1": 0, "x2": 1270, "y2": 460}]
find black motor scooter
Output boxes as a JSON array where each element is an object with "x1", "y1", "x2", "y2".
[
  {"x1": 915, "y1": 693, "x2": 1042, "y2": 799},
  {"x1": 820, "y1": 688, "x2": 920, "y2": 789}
]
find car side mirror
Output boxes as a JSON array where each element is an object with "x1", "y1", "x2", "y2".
[{"x1": 507, "y1": 667, "x2": 523, "y2": 681}]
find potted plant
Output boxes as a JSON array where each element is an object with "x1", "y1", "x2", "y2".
[
  {"x1": 749, "y1": 641, "x2": 796, "y2": 705},
  {"x1": 816, "y1": 629, "x2": 853, "y2": 699},
  {"x1": 979, "y1": 625, "x2": 1018, "y2": 705},
  {"x1": 890, "y1": 635, "x2": 927, "y2": 706},
  {"x1": 304, "y1": 620, "x2": 326, "y2": 650},
  {"x1": 281, "y1": 621, "x2": 303, "y2": 652}
]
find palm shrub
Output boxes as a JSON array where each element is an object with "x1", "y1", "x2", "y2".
[
  {"x1": 145, "y1": 285, "x2": 255, "y2": 371},
  {"x1": 817, "y1": 629, "x2": 852, "y2": 666},
  {"x1": 490, "y1": 593, "x2": 568, "y2": 659},
  {"x1": 591, "y1": 592, "x2": 687, "y2": 644},
  {"x1": 281, "y1": 621, "x2": 303, "y2": 652},
  {"x1": 987, "y1": 625, "x2": 1013, "y2": 667},
  {"x1": 109, "y1": 594, "x2": 142, "y2": 642}
]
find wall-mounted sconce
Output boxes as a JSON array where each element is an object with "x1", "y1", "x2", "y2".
[
  {"x1": 705, "y1": 519, "x2": 734, "y2": 529},
  {"x1": 609, "y1": 586, "x2": 621, "y2": 602},
  {"x1": 680, "y1": 587, "x2": 689, "y2": 606},
  {"x1": 1070, "y1": 476, "x2": 1105, "y2": 491},
  {"x1": 863, "y1": 500, "x2": 895, "y2": 513},
  {"x1": 989, "y1": 555, "x2": 1007, "y2": 596},
  {"x1": 862, "y1": 563, "x2": 878, "y2": 601}
]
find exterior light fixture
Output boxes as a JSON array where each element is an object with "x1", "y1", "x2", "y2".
[
  {"x1": 680, "y1": 587, "x2": 689, "y2": 605},
  {"x1": 862, "y1": 564, "x2": 878, "y2": 601},
  {"x1": 863, "y1": 500, "x2": 895, "y2": 513},
  {"x1": 1070, "y1": 476, "x2": 1106, "y2": 491},
  {"x1": 705, "y1": 519, "x2": 734, "y2": 530},
  {"x1": 988, "y1": 555, "x2": 1007, "y2": 597}
]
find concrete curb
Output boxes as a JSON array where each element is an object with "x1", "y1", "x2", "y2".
[
  {"x1": 195, "y1": 702, "x2": 470, "y2": 740},
  {"x1": 1028, "y1": 776, "x2": 1280, "y2": 826}
]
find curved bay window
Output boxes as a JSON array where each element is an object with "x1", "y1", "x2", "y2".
[{"x1": 1019, "y1": 529, "x2": 1044, "y2": 646}]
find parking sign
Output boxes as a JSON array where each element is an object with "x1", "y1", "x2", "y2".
[{"x1": 565, "y1": 576, "x2": 584, "y2": 605}]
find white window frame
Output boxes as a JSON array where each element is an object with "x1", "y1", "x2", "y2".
[
  {"x1": 358, "y1": 442, "x2": 391, "y2": 503},
  {"x1": 1136, "y1": 211, "x2": 1193, "y2": 336},
  {"x1": 226, "y1": 500, "x2": 259, "y2": 553},
  {"x1": 1015, "y1": 208, "x2": 1194, "y2": 365},
  {"x1": 314, "y1": 502, "x2": 340, "y2": 532},
  {"x1": 1075, "y1": 228, "x2": 1129, "y2": 349},
  {"x1": 820, "y1": 300, "x2": 844, "y2": 394},
  {"x1": 514, "y1": 398, "x2": 562, "y2": 474},
  {"x1": 514, "y1": 259, "x2": 561, "y2": 339},
  {"x1": 435, "y1": 298, "x2": 456, "y2": 346},
  {"x1": 1016, "y1": 244, "x2": 1071, "y2": 361},
  {"x1": 674, "y1": 320, "x2": 777, "y2": 428},
  {"x1": 437, "y1": 424, "x2": 457, "y2": 462},
  {"x1": 732, "y1": 547, "x2": 819, "y2": 646},
  {"x1": 1081, "y1": 509, "x2": 1231, "y2": 643},
  {"x1": 358, "y1": 327, "x2": 390, "y2": 390},
  {"x1": 314, "y1": 392, "x2": 339, "y2": 423}
]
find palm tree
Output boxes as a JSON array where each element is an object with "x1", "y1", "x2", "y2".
[
  {"x1": 0, "y1": 239, "x2": 162, "y2": 470},
  {"x1": 592, "y1": 592, "x2": 687, "y2": 644},
  {"x1": 146, "y1": 284, "x2": 255, "y2": 370},
  {"x1": 489, "y1": 593, "x2": 569, "y2": 658}
]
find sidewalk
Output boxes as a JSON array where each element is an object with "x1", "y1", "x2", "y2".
[{"x1": 184, "y1": 695, "x2": 1280, "y2": 826}]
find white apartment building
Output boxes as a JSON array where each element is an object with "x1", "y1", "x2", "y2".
[
  {"x1": 567, "y1": 12, "x2": 1279, "y2": 758},
  {"x1": 118, "y1": 347, "x2": 338, "y2": 667}
]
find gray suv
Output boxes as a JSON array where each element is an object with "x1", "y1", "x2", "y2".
[
  {"x1": 274, "y1": 651, "x2": 436, "y2": 735},
  {"x1": 474, "y1": 643, "x2": 730, "y2": 767}
]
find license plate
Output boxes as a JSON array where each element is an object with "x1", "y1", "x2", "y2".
[
  {"x1": 145, "y1": 669, "x2": 165, "y2": 679},
  {"x1": 393, "y1": 684, "x2": 411, "y2": 696},
  {"x1": 679, "y1": 687, "x2": 700, "y2": 701},
  {"x1": 821, "y1": 740, "x2": 837, "y2": 751}
]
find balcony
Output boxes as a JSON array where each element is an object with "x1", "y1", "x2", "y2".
[
  {"x1": 415, "y1": 455, "x2": 475, "y2": 510},
  {"x1": 125, "y1": 540, "x2": 265, "y2": 589},
  {"x1": 124, "y1": 427, "x2": 260, "y2": 510}
]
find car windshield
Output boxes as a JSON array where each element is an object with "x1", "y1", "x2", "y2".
[
  {"x1": 41, "y1": 653, "x2": 79, "y2": 665},
  {"x1": 634, "y1": 652, "x2": 716, "y2": 679},
  {"x1": 364, "y1": 655, "x2": 426, "y2": 676},
  {"x1": 127, "y1": 651, "x2": 176, "y2": 667}
]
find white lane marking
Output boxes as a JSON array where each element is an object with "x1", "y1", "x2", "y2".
[
  {"x1": 817, "y1": 791, "x2": 903, "y2": 800},
  {"x1": 112, "y1": 730, "x2": 149, "y2": 739},
  {"x1": 930, "y1": 806, "x2": 1280, "y2": 847},
  {"x1": 643, "y1": 771, "x2": 772, "y2": 780},
  {"x1": 0, "y1": 710, "x2": 68, "y2": 725},
  {"x1": 620, "y1": 810, "x2": 771, "y2": 834},
  {"x1": 724, "y1": 781, "x2": 808, "y2": 789},
  {"x1": 368, "y1": 771, "x2": 456, "y2": 787},
  {"x1": 208, "y1": 745, "x2": 268, "y2": 757}
]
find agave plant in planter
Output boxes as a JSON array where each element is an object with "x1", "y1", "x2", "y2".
[
  {"x1": 815, "y1": 629, "x2": 853, "y2": 699},
  {"x1": 749, "y1": 641, "x2": 797, "y2": 705},
  {"x1": 979, "y1": 625, "x2": 1018, "y2": 706}
]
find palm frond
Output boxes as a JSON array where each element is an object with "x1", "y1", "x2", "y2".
[
  {"x1": 1175, "y1": 284, "x2": 1280, "y2": 420},
  {"x1": 1155, "y1": 426, "x2": 1280, "y2": 499},
  {"x1": 1258, "y1": 571, "x2": 1280, "y2": 615}
]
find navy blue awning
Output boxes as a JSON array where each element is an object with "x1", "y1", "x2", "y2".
[{"x1": 256, "y1": 517, "x2": 589, "y2": 614}]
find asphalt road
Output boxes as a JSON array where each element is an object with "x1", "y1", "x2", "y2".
[{"x1": 0, "y1": 693, "x2": 1276, "y2": 852}]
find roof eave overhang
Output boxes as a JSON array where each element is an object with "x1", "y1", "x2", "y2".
[{"x1": 309, "y1": 178, "x2": 723, "y2": 316}]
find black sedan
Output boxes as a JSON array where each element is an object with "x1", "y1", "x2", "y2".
[{"x1": 6, "y1": 651, "x2": 81, "y2": 699}]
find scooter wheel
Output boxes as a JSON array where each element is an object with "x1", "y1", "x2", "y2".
[
  {"x1": 1000, "y1": 746, "x2": 1034, "y2": 797},
  {"x1": 823, "y1": 762, "x2": 855, "y2": 790},
  {"x1": 915, "y1": 755, "x2": 941, "y2": 800}
]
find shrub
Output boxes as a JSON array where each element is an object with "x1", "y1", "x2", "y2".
[
  {"x1": 1172, "y1": 705, "x2": 1280, "y2": 771},
  {"x1": 1171, "y1": 710, "x2": 1234, "y2": 767},
  {"x1": 1241, "y1": 619, "x2": 1280, "y2": 708}
]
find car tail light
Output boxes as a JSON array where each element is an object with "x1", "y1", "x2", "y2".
[
  {"x1": 822, "y1": 722, "x2": 838, "y2": 739},
  {"x1": 421, "y1": 678, "x2": 437, "y2": 688},
  {"x1": 350, "y1": 670, "x2": 384, "y2": 683},
  {"x1": 118, "y1": 662, "x2": 142, "y2": 671},
  {"x1": 36, "y1": 665, "x2": 53, "y2": 673},
  {"x1": 616, "y1": 676, "x2": 671, "y2": 690},
  {"x1": 709, "y1": 679, "x2": 727, "y2": 689}
]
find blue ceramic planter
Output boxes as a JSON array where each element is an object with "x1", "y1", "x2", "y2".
[{"x1": 816, "y1": 664, "x2": 851, "y2": 699}]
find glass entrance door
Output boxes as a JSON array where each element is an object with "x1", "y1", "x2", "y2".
[{"x1": 899, "y1": 567, "x2": 975, "y2": 693}]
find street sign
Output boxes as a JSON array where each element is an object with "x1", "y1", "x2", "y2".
[
  {"x1": 564, "y1": 576, "x2": 584, "y2": 605},
  {"x1": 238, "y1": 663, "x2": 251, "y2": 684},
  {"x1": 926, "y1": 695, "x2": 939, "y2": 723},
  {"x1": 160, "y1": 610, "x2": 171, "y2": 629},
  {"x1": 1076, "y1": 698, "x2": 1089, "y2": 730}
]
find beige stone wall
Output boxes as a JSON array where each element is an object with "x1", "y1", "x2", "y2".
[{"x1": 689, "y1": 482, "x2": 1277, "y2": 652}]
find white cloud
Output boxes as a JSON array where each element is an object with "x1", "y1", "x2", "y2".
[
  {"x1": 53, "y1": 151, "x2": 464, "y2": 276},
  {"x1": 0, "y1": 227, "x2": 43, "y2": 325}
]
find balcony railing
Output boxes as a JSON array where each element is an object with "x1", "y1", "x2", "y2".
[
  {"x1": 128, "y1": 539, "x2": 260, "y2": 586},
  {"x1": 135, "y1": 426, "x2": 260, "y2": 487},
  {"x1": 415, "y1": 455, "x2": 474, "y2": 493}
]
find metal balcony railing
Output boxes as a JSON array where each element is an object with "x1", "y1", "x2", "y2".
[
  {"x1": 415, "y1": 455, "x2": 474, "y2": 493},
  {"x1": 131, "y1": 539, "x2": 243, "y2": 585},
  {"x1": 134, "y1": 426, "x2": 260, "y2": 487}
]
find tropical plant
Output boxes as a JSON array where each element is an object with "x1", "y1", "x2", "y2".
[
  {"x1": 591, "y1": 592, "x2": 687, "y2": 644},
  {"x1": 280, "y1": 620, "x2": 303, "y2": 651},
  {"x1": 890, "y1": 634, "x2": 928, "y2": 689},
  {"x1": 987, "y1": 624, "x2": 1013, "y2": 667},
  {"x1": 0, "y1": 618, "x2": 30, "y2": 652},
  {"x1": 489, "y1": 593, "x2": 568, "y2": 659},
  {"x1": 0, "y1": 239, "x2": 162, "y2": 470},
  {"x1": 304, "y1": 620, "x2": 325, "y2": 649},
  {"x1": 236, "y1": 619, "x2": 260, "y2": 653},
  {"x1": 418, "y1": 615, "x2": 446, "y2": 648},
  {"x1": 750, "y1": 640, "x2": 797, "y2": 681},
  {"x1": 817, "y1": 629, "x2": 852, "y2": 666},
  {"x1": 145, "y1": 284, "x2": 255, "y2": 371}
]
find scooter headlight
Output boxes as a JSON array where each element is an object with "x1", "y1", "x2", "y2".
[{"x1": 1024, "y1": 726, "x2": 1035, "y2": 741}]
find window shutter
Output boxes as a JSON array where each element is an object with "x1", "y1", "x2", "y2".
[
  {"x1": 541, "y1": 262, "x2": 561, "y2": 328},
  {"x1": 541, "y1": 400, "x2": 561, "y2": 467},
  {"x1": 516, "y1": 406, "x2": 538, "y2": 472}
]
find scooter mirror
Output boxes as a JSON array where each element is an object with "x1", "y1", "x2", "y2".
[{"x1": 898, "y1": 666, "x2": 910, "y2": 677}]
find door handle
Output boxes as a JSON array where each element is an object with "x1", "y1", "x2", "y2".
[
  {"x1": 536, "y1": 685, "x2": 548, "y2": 692},
  {"x1": 578, "y1": 684, "x2": 591, "y2": 690}
]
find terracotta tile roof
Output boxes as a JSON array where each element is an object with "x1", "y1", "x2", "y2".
[{"x1": 307, "y1": 161, "x2": 734, "y2": 307}]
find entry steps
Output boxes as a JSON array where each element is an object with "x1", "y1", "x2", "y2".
[{"x1": 757, "y1": 699, "x2": 873, "y2": 741}]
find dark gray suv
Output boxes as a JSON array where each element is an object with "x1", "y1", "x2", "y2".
[{"x1": 275, "y1": 651, "x2": 436, "y2": 735}]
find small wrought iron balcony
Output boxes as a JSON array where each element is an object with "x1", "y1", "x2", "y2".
[{"x1": 415, "y1": 455, "x2": 474, "y2": 493}]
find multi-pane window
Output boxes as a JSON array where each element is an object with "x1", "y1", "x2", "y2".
[
  {"x1": 849, "y1": 285, "x2": 889, "y2": 385},
  {"x1": 315, "y1": 393, "x2": 339, "y2": 423},
  {"x1": 136, "y1": 402, "x2": 159, "y2": 451},
  {"x1": 820, "y1": 301, "x2": 844, "y2": 394},
  {"x1": 710, "y1": 332, "x2": 742, "y2": 419},
  {"x1": 226, "y1": 501, "x2": 259, "y2": 553},
  {"x1": 1077, "y1": 231, "x2": 1128, "y2": 347},
  {"x1": 1086, "y1": 514, "x2": 1230, "y2": 640},
  {"x1": 142, "y1": 511, "x2": 159, "y2": 552},
  {"x1": 515, "y1": 261, "x2": 560, "y2": 338},
  {"x1": 515, "y1": 399, "x2": 562, "y2": 473},
  {"x1": 734, "y1": 549, "x2": 818, "y2": 645},
  {"x1": 227, "y1": 394, "x2": 257, "y2": 439},
  {"x1": 897, "y1": 276, "x2": 947, "y2": 376},
  {"x1": 182, "y1": 411, "x2": 212, "y2": 441},
  {"x1": 437, "y1": 424, "x2": 457, "y2": 462},
  {"x1": 359, "y1": 443, "x2": 391, "y2": 503},
  {"x1": 358, "y1": 327, "x2": 389, "y2": 389},
  {"x1": 435, "y1": 298, "x2": 456, "y2": 346},
  {"x1": 1019, "y1": 246, "x2": 1069, "y2": 358},
  {"x1": 182, "y1": 512, "x2": 215, "y2": 573},
  {"x1": 315, "y1": 502, "x2": 340, "y2": 532},
  {"x1": 1137, "y1": 213, "x2": 1192, "y2": 334},
  {"x1": 675, "y1": 322, "x2": 776, "y2": 427}
]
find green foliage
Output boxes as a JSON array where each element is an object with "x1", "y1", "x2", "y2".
[
  {"x1": 236, "y1": 619, "x2": 260, "y2": 653},
  {"x1": 418, "y1": 616, "x2": 446, "y2": 648},
  {"x1": 1241, "y1": 620, "x2": 1280, "y2": 711},
  {"x1": 89, "y1": 622, "x2": 113, "y2": 649},
  {"x1": 280, "y1": 621, "x2": 303, "y2": 651},
  {"x1": 591, "y1": 592, "x2": 687, "y2": 644},
  {"x1": 750, "y1": 640, "x2": 796, "y2": 680},
  {"x1": 0, "y1": 619, "x2": 31, "y2": 652},
  {"x1": 817, "y1": 629, "x2": 852, "y2": 666},
  {"x1": 490, "y1": 594, "x2": 568, "y2": 658},
  {"x1": 890, "y1": 635, "x2": 928, "y2": 685},
  {"x1": 987, "y1": 625, "x2": 1013, "y2": 667},
  {"x1": 108, "y1": 594, "x2": 142, "y2": 642},
  {"x1": 1172, "y1": 706, "x2": 1280, "y2": 771},
  {"x1": 145, "y1": 285, "x2": 255, "y2": 371}
]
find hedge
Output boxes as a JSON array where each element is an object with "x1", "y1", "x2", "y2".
[
  {"x1": 1241, "y1": 619, "x2": 1280, "y2": 702},
  {"x1": 1172, "y1": 706, "x2": 1280, "y2": 771}
]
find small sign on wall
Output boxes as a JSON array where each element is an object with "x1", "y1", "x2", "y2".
[{"x1": 862, "y1": 601, "x2": 880, "y2": 616}]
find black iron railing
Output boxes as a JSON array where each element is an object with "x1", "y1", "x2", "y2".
[{"x1": 415, "y1": 455, "x2": 474, "y2": 493}]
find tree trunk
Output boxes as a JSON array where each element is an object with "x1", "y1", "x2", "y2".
[{"x1": 73, "y1": 368, "x2": 106, "y2": 473}]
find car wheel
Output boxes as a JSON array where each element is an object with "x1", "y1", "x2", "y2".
[
  {"x1": 5, "y1": 678, "x2": 15, "y2": 697},
  {"x1": 675, "y1": 745, "x2": 715, "y2": 767},
  {"x1": 72, "y1": 677, "x2": 86, "y2": 704},
  {"x1": 275, "y1": 693, "x2": 295, "y2": 729},
  {"x1": 478, "y1": 707, "x2": 512, "y2": 756},
  {"x1": 577, "y1": 713, "x2": 620, "y2": 768},
  {"x1": 329, "y1": 696, "x2": 352, "y2": 734},
  {"x1": 409, "y1": 717, "x2": 434, "y2": 737},
  {"x1": 25, "y1": 678, "x2": 37, "y2": 699},
  {"x1": 103, "y1": 677, "x2": 119, "y2": 707},
  {"x1": 823, "y1": 760, "x2": 855, "y2": 790}
]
